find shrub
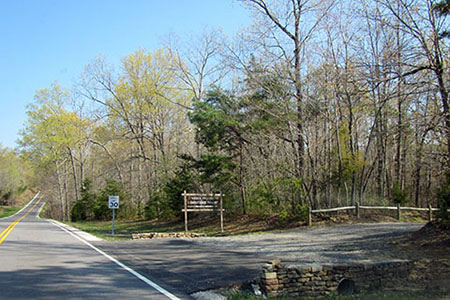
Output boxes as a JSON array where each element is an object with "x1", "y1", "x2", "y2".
[
  {"x1": 71, "y1": 179, "x2": 96, "y2": 222},
  {"x1": 145, "y1": 165, "x2": 197, "y2": 220},
  {"x1": 93, "y1": 180, "x2": 127, "y2": 221},
  {"x1": 292, "y1": 203, "x2": 308, "y2": 221},
  {"x1": 70, "y1": 201, "x2": 86, "y2": 222},
  {"x1": 391, "y1": 182, "x2": 408, "y2": 205}
]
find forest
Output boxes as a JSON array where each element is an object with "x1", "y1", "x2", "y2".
[{"x1": 1, "y1": 0, "x2": 448, "y2": 222}]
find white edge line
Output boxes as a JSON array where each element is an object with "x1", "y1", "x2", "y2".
[
  {"x1": 49, "y1": 220, "x2": 181, "y2": 300},
  {"x1": 49, "y1": 219, "x2": 101, "y2": 242}
]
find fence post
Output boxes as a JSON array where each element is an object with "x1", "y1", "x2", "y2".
[
  {"x1": 355, "y1": 202, "x2": 360, "y2": 218},
  {"x1": 220, "y1": 191, "x2": 224, "y2": 233},
  {"x1": 428, "y1": 204, "x2": 432, "y2": 222},
  {"x1": 307, "y1": 206, "x2": 312, "y2": 227},
  {"x1": 183, "y1": 190, "x2": 188, "y2": 233},
  {"x1": 397, "y1": 203, "x2": 401, "y2": 221}
]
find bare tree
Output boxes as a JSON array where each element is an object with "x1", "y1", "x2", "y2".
[
  {"x1": 239, "y1": 0, "x2": 335, "y2": 181},
  {"x1": 377, "y1": 0, "x2": 449, "y2": 168}
]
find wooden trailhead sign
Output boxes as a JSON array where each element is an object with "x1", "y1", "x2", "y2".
[{"x1": 182, "y1": 191, "x2": 224, "y2": 233}]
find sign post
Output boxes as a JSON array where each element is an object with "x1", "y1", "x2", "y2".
[
  {"x1": 181, "y1": 191, "x2": 224, "y2": 233},
  {"x1": 108, "y1": 195, "x2": 119, "y2": 235},
  {"x1": 183, "y1": 191, "x2": 188, "y2": 233}
]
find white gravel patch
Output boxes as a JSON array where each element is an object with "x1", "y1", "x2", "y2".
[{"x1": 189, "y1": 223, "x2": 424, "y2": 263}]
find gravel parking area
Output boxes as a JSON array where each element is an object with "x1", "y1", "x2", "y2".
[
  {"x1": 96, "y1": 222, "x2": 425, "y2": 295},
  {"x1": 190, "y1": 222, "x2": 425, "y2": 264}
]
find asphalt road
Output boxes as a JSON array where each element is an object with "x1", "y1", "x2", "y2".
[
  {"x1": 0, "y1": 195, "x2": 186, "y2": 300},
  {"x1": 95, "y1": 238, "x2": 268, "y2": 295},
  {"x1": 0, "y1": 194, "x2": 425, "y2": 299}
]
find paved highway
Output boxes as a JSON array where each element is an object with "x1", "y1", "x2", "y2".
[
  {"x1": 0, "y1": 194, "x2": 424, "y2": 299},
  {"x1": 0, "y1": 194, "x2": 186, "y2": 300}
]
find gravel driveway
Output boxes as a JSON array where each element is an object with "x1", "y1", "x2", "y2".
[
  {"x1": 96, "y1": 222, "x2": 425, "y2": 296},
  {"x1": 190, "y1": 222, "x2": 425, "y2": 264}
]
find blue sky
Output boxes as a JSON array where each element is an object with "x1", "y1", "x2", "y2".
[{"x1": 0, "y1": 0, "x2": 251, "y2": 148}]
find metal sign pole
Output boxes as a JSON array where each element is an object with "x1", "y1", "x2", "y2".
[
  {"x1": 112, "y1": 208, "x2": 115, "y2": 235},
  {"x1": 108, "y1": 195, "x2": 119, "y2": 236}
]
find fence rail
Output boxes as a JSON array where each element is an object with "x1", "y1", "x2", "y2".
[{"x1": 307, "y1": 203, "x2": 441, "y2": 226}]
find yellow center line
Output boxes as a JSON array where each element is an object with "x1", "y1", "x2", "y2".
[{"x1": 0, "y1": 197, "x2": 43, "y2": 245}]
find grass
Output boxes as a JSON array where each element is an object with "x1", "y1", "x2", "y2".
[
  {"x1": 0, "y1": 206, "x2": 21, "y2": 218},
  {"x1": 65, "y1": 218, "x2": 187, "y2": 240},
  {"x1": 65, "y1": 213, "x2": 306, "y2": 240}
]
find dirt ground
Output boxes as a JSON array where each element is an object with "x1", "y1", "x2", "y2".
[
  {"x1": 391, "y1": 220, "x2": 450, "y2": 297},
  {"x1": 184, "y1": 208, "x2": 431, "y2": 236}
]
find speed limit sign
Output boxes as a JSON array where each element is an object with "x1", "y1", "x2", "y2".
[{"x1": 108, "y1": 195, "x2": 119, "y2": 209}]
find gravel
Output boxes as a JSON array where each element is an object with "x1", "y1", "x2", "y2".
[{"x1": 190, "y1": 222, "x2": 425, "y2": 264}]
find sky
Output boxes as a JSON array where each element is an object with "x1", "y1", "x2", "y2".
[{"x1": 0, "y1": 0, "x2": 252, "y2": 149}]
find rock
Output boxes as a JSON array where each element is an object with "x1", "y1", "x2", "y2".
[
  {"x1": 191, "y1": 291, "x2": 226, "y2": 300},
  {"x1": 131, "y1": 232, "x2": 206, "y2": 240},
  {"x1": 251, "y1": 284, "x2": 262, "y2": 296},
  {"x1": 262, "y1": 272, "x2": 277, "y2": 279}
]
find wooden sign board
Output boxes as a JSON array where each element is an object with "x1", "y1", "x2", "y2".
[{"x1": 182, "y1": 191, "x2": 224, "y2": 233}]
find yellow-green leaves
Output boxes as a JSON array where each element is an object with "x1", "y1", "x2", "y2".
[{"x1": 19, "y1": 84, "x2": 91, "y2": 168}]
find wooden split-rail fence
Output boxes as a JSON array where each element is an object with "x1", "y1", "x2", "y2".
[{"x1": 307, "y1": 203, "x2": 440, "y2": 226}]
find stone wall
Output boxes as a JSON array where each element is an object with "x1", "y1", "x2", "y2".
[
  {"x1": 260, "y1": 259, "x2": 412, "y2": 297},
  {"x1": 131, "y1": 232, "x2": 205, "y2": 239}
]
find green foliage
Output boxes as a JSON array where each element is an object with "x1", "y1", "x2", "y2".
[
  {"x1": 196, "y1": 154, "x2": 235, "y2": 187},
  {"x1": 17, "y1": 185, "x2": 28, "y2": 195},
  {"x1": 227, "y1": 290, "x2": 287, "y2": 300},
  {"x1": 188, "y1": 88, "x2": 249, "y2": 191},
  {"x1": 145, "y1": 165, "x2": 196, "y2": 220},
  {"x1": 242, "y1": 58, "x2": 292, "y2": 134},
  {"x1": 247, "y1": 181, "x2": 277, "y2": 216},
  {"x1": 337, "y1": 126, "x2": 365, "y2": 181},
  {"x1": 70, "y1": 202, "x2": 85, "y2": 222},
  {"x1": 437, "y1": 170, "x2": 450, "y2": 220},
  {"x1": 292, "y1": 203, "x2": 308, "y2": 220},
  {"x1": 180, "y1": 153, "x2": 234, "y2": 191},
  {"x1": 71, "y1": 179, "x2": 96, "y2": 222},
  {"x1": 19, "y1": 84, "x2": 91, "y2": 168},
  {"x1": 0, "y1": 206, "x2": 21, "y2": 218},
  {"x1": 275, "y1": 176, "x2": 306, "y2": 206},
  {"x1": 145, "y1": 192, "x2": 173, "y2": 220},
  {"x1": 166, "y1": 165, "x2": 197, "y2": 212},
  {"x1": 71, "y1": 179, "x2": 129, "y2": 221},
  {"x1": 0, "y1": 145, "x2": 29, "y2": 205},
  {"x1": 279, "y1": 200, "x2": 308, "y2": 221},
  {"x1": 247, "y1": 176, "x2": 308, "y2": 221},
  {"x1": 189, "y1": 88, "x2": 246, "y2": 152},
  {"x1": 94, "y1": 180, "x2": 130, "y2": 220},
  {"x1": 390, "y1": 183, "x2": 408, "y2": 205}
]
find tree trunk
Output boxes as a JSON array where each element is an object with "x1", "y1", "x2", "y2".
[
  {"x1": 239, "y1": 141, "x2": 247, "y2": 215},
  {"x1": 68, "y1": 147, "x2": 79, "y2": 202},
  {"x1": 55, "y1": 161, "x2": 65, "y2": 220}
]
